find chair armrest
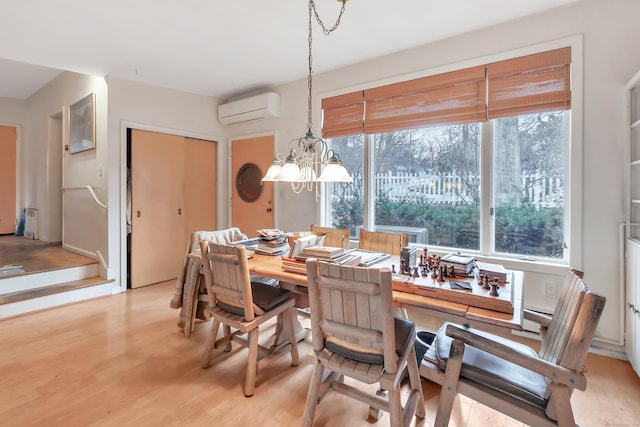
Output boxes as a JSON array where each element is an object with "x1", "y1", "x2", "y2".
[
  {"x1": 523, "y1": 309, "x2": 552, "y2": 328},
  {"x1": 187, "y1": 252, "x2": 202, "y2": 261},
  {"x1": 445, "y1": 324, "x2": 586, "y2": 390}
]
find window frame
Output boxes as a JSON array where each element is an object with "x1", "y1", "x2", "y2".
[{"x1": 319, "y1": 36, "x2": 583, "y2": 271}]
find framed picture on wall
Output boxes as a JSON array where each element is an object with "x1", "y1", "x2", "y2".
[{"x1": 68, "y1": 93, "x2": 95, "y2": 154}]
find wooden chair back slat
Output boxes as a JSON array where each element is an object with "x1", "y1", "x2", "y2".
[
  {"x1": 559, "y1": 291, "x2": 606, "y2": 371},
  {"x1": 311, "y1": 225, "x2": 350, "y2": 249},
  {"x1": 200, "y1": 240, "x2": 255, "y2": 321},
  {"x1": 539, "y1": 270, "x2": 585, "y2": 363},
  {"x1": 358, "y1": 229, "x2": 407, "y2": 256},
  {"x1": 309, "y1": 260, "x2": 397, "y2": 373}
]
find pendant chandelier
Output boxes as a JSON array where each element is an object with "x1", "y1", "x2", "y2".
[{"x1": 262, "y1": 0, "x2": 353, "y2": 199}]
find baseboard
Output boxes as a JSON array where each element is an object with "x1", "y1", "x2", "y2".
[{"x1": 513, "y1": 329, "x2": 628, "y2": 360}]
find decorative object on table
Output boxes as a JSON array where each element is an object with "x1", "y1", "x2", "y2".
[
  {"x1": 300, "y1": 245, "x2": 346, "y2": 258},
  {"x1": 400, "y1": 246, "x2": 418, "y2": 273},
  {"x1": 288, "y1": 232, "x2": 317, "y2": 258},
  {"x1": 490, "y1": 278, "x2": 500, "y2": 296},
  {"x1": 260, "y1": 0, "x2": 353, "y2": 201},
  {"x1": 440, "y1": 252, "x2": 475, "y2": 275},
  {"x1": 255, "y1": 228, "x2": 289, "y2": 255},
  {"x1": 476, "y1": 260, "x2": 509, "y2": 283},
  {"x1": 449, "y1": 280, "x2": 473, "y2": 291},
  {"x1": 283, "y1": 242, "x2": 359, "y2": 273},
  {"x1": 67, "y1": 93, "x2": 96, "y2": 154}
]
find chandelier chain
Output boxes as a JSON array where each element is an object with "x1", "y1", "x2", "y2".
[
  {"x1": 310, "y1": 0, "x2": 347, "y2": 35},
  {"x1": 307, "y1": 0, "x2": 347, "y2": 130}
]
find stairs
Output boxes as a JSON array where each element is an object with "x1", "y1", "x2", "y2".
[{"x1": 0, "y1": 262, "x2": 114, "y2": 319}]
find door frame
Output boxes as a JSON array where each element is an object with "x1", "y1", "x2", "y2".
[
  {"x1": 228, "y1": 131, "x2": 278, "y2": 230},
  {"x1": 119, "y1": 120, "x2": 225, "y2": 292}
]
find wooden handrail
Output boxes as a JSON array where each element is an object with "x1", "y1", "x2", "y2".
[{"x1": 62, "y1": 185, "x2": 107, "y2": 209}]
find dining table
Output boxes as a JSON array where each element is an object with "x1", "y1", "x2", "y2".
[{"x1": 247, "y1": 252, "x2": 524, "y2": 336}]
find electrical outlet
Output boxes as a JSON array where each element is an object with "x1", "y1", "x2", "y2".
[{"x1": 544, "y1": 282, "x2": 557, "y2": 299}]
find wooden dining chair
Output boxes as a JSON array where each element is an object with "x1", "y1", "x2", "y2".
[
  {"x1": 422, "y1": 268, "x2": 606, "y2": 427},
  {"x1": 302, "y1": 259, "x2": 425, "y2": 427},
  {"x1": 358, "y1": 228, "x2": 407, "y2": 256},
  {"x1": 170, "y1": 227, "x2": 250, "y2": 336},
  {"x1": 310, "y1": 224, "x2": 350, "y2": 249},
  {"x1": 199, "y1": 241, "x2": 300, "y2": 397}
]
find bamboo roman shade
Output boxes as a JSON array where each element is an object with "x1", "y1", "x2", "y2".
[
  {"x1": 363, "y1": 65, "x2": 486, "y2": 134},
  {"x1": 321, "y1": 91, "x2": 364, "y2": 138},
  {"x1": 321, "y1": 47, "x2": 571, "y2": 138},
  {"x1": 487, "y1": 47, "x2": 571, "y2": 119}
]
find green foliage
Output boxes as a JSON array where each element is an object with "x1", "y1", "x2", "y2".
[
  {"x1": 331, "y1": 194, "x2": 563, "y2": 258},
  {"x1": 495, "y1": 202, "x2": 564, "y2": 257}
]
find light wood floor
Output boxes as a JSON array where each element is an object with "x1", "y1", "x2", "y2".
[
  {"x1": 0, "y1": 280, "x2": 638, "y2": 427},
  {"x1": 0, "y1": 235, "x2": 96, "y2": 276}
]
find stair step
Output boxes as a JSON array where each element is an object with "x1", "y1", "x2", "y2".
[
  {"x1": 0, "y1": 263, "x2": 99, "y2": 294},
  {"x1": 0, "y1": 277, "x2": 113, "y2": 305}
]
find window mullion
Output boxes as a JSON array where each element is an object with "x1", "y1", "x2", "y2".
[
  {"x1": 363, "y1": 134, "x2": 374, "y2": 229},
  {"x1": 481, "y1": 122, "x2": 493, "y2": 255}
]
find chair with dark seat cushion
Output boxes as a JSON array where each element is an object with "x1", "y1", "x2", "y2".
[
  {"x1": 423, "y1": 269, "x2": 606, "y2": 427},
  {"x1": 199, "y1": 241, "x2": 300, "y2": 397},
  {"x1": 302, "y1": 259, "x2": 425, "y2": 427}
]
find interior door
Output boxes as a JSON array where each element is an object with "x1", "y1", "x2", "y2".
[
  {"x1": 231, "y1": 135, "x2": 275, "y2": 237},
  {"x1": 130, "y1": 129, "x2": 185, "y2": 288},
  {"x1": 0, "y1": 126, "x2": 17, "y2": 234},
  {"x1": 183, "y1": 137, "x2": 217, "y2": 249}
]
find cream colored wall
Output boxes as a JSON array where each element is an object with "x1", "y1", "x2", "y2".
[{"x1": 228, "y1": 0, "x2": 640, "y2": 346}]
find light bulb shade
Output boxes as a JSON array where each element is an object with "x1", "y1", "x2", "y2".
[
  {"x1": 317, "y1": 162, "x2": 353, "y2": 182},
  {"x1": 275, "y1": 161, "x2": 306, "y2": 182},
  {"x1": 261, "y1": 163, "x2": 282, "y2": 182}
]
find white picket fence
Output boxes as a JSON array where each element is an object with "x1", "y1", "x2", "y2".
[{"x1": 341, "y1": 172, "x2": 563, "y2": 208}]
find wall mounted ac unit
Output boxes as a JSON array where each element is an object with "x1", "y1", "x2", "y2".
[{"x1": 218, "y1": 92, "x2": 280, "y2": 126}]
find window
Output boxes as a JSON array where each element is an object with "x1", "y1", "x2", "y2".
[{"x1": 322, "y1": 47, "x2": 572, "y2": 262}]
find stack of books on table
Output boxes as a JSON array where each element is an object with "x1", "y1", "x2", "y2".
[
  {"x1": 255, "y1": 229, "x2": 289, "y2": 256},
  {"x1": 282, "y1": 246, "x2": 362, "y2": 273},
  {"x1": 475, "y1": 261, "x2": 509, "y2": 283},
  {"x1": 440, "y1": 253, "x2": 476, "y2": 275},
  {"x1": 294, "y1": 246, "x2": 362, "y2": 265}
]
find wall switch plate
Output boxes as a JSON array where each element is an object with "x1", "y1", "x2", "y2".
[{"x1": 544, "y1": 282, "x2": 557, "y2": 299}]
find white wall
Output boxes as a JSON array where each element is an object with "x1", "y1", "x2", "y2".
[
  {"x1": 228, "y1": 0, "x2": 640, "y2": 346},
  {"x1": 23, "y1": 72, "x2": 108, "y2": 274},
  {"x1": 105, "y1": 77, "x2": 227, "y2": 290}
]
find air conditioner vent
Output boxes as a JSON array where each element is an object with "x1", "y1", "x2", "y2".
[{"x1": 218, "y1": 92, "x2": 280, "y2": 126}]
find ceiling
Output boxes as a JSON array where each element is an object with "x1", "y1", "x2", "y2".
[{"x1": 0, "y1": 0, "x2": 580, "y2": 100}]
